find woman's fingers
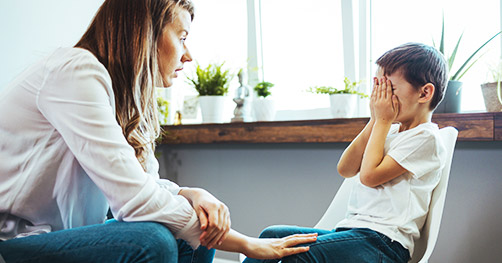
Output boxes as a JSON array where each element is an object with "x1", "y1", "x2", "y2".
[
  {"x1": 200, "y1": 204, "x2": 231, "y2": 248},
  {"x1": 280, "y1": 246, "x2": 311, "y2": 257},
  {"x1": 276, "y1": 234, "x2": 317, "y2": 257},
  {"x1": 216, "y1": 209, "x2": 231, "y2": 245},
  {"x1": 206, "y1": 208, "x2": 225, "y2": 248},
  {"x1": 198, "y1": 208, "x2": 208, "y2": 231},
  {"x1": 282, "y1": 233, "x2": 318, "y2": 247}
]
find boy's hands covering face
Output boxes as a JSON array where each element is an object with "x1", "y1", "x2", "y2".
[{"x1": 371, "y1": 77, "x2": 399, "y2": 123}]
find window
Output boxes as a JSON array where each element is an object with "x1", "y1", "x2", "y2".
[
  {"x1": 258, "y1": 0, "x2": 344, "y2": 111},
  {"x1": 371, "y1": 0, "x2": 501, "y2": 112},
  {"x1": 168, "y1": 0, "x2": 248, "y2": 123}
]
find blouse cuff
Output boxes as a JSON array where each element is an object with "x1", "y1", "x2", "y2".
[{"x1": 175, "y1": 209, "x2": 202, "y2": 249}]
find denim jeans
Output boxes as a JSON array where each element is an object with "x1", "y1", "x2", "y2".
[
  {"x1": 243, "y1": 225, "x2": 409, "y2": 263},
  {"x1": 0, "y1": 220, "x2": 215, "y2": 263}
]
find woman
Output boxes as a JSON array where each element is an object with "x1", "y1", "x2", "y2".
[{"x1": 0, "y1": 0, "x2": 317, "y2": 262}]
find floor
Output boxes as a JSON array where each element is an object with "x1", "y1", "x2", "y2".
[{"x1": 213, "y1": 257, "x2": 240, "y2": 263}]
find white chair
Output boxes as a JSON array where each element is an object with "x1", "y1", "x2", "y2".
[
  {"x1": 240, "y1": 127, "x2": 458, "y2": 263},
  {"x1": 315, "y1": 126, "x2": 458, "y2": 262}
]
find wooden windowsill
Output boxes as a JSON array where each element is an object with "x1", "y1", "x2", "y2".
[{"x1": 159, "y1": 112, "x2": 502, "y2": 144}]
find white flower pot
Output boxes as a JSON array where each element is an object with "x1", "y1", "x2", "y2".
[
  {"x1": 252, "y1": 98, "x2": 276, "y2": 121},
  {"x1": 329, "y1": 94, "x2": 357, "y2": 118},
  {"x1": 199, "y1": 96, "x2": 226, "y2": 123}
]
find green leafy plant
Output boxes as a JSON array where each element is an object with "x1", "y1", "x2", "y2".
[
  {"x1": 308, "y1": 77, "x2": 368, "y2": 98},
  {"x1": 254, "y1": 81, "x2": 274, "y2": 98},
  {"x1": 434, "y1": 15, "x2": 501, "y2": 81},
  {"x1": 187, "y1": 62, "x2": 232, "y2": 96}
]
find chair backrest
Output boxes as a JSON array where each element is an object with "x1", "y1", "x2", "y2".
[
  {"x1": 314, "y1": 127, "x2": 458, "y2": 263},
  {"x1": 410, "y1": 126, "x2": 458, "y2": 263},
  {"x1": 314, "y1": 174, "x2": 358, "y2": 230}
]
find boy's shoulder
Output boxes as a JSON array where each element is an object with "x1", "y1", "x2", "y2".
[
  {"x1": 387, "y1": 122, "x2": 441, "y2": 153},
  {"x1": 391, "y1": 122, "x2": 439, "y2": 138}
]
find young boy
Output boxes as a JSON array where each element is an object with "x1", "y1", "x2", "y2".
[{"x1": 243, "y1": 43, "x2": 449, "y2": 263}]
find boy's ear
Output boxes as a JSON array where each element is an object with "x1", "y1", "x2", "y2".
[{"x1": 418, "y1": 83, "x2": 435, "y2": 104}]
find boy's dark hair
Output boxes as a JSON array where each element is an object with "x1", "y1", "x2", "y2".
[{"x1": 376, "y1": 43, "x2": 449, "y2": 110}]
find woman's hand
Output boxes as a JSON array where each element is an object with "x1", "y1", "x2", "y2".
[
  {"x1": 371, "y1": 77, "x2": 399, "y2": 124},
  {"x1": 243, "y1": 233, "x2": 318, "y2": 260},
  {"x1": 178, "y1": 188, "x2": 231, "y2": 248}
]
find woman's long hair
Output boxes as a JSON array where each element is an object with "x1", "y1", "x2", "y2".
[{"x1": 75, "y1": 0, "x2": 194, "y2": 170}]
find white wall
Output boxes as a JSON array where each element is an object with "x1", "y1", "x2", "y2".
[
  {"x1": 158, "y1": 141, "x2": 502, "y2": 262},
  {"x1": 0, "y1": 0, "x2": 104, "y2": 89}
]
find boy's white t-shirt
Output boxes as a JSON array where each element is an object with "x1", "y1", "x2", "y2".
[{"x1": 336, "y1": 122, "x2": 447, "y2": 256}]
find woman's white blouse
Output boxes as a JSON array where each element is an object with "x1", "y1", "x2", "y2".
[{"x1": 0, "y1": 48, "x2": 202, "y2": 248}]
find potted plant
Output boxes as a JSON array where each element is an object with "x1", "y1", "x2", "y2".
[
  {"x1": 480, "y1": 61, "x2": 502, "y2": 112},
  {"x1": 187, "y1": 62, "x2": 232, "y2": 123},
  {"x1": 252, "y1": 81, "x2": 276, "y2": 121},
  {"x1": 308, "y1": 77, "x2": 367, "y2": 118},
  {"x1": 433, "y1": 15, "x2": 501, "y2": 113}
]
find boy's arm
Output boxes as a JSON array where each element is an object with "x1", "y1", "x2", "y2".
[
  {"x1": 337, "y1": 77, "x2": 378, "y2": 178},
  {"x1": 337, "y1": 118, "x2": 375, "y2": 178},
  {"x1": 359, "y1": 78, "x2": 407, "y2": 187}
]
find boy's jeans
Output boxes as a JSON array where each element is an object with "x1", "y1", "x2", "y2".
[
  {"x1": 243, "y1": 225, "x2": 410, "y2": 263},
  {"x1": 0, "y1": 219, "x2": 214, "y2": 263}
]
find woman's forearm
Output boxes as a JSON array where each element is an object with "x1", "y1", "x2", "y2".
[{"x1": 212, "y1": 229, "x2": 317, "y2": 260}]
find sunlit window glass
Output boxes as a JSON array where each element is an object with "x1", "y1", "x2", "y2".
[
  {"x1": 260, "y1": 0, "x2": 344, "y2": 111},
  {"x1": 371, "y1": 0, "x2": 500, "y2": 112}
]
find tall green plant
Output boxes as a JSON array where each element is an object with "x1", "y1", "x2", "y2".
[
  {"x1": 434, "y1": 15, "x2": 501, "y2": 81},
  {"x1": 187, "y1": 62, "x2": 232, "y2": 95}
]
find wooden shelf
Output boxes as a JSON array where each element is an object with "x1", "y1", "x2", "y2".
[{"x1": 159, "y1": 112, "x2": 502, "y2": 144}]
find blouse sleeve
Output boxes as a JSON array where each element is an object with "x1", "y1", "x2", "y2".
[{"x1": 36, "y1": 51, "x2": 201, "y2": 248}]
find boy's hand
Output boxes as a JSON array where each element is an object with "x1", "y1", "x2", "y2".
[{"x1": 371, "y1": 77, "x2": 399, "y2": 124}]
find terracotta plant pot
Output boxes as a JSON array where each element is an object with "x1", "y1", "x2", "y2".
[{"x1": 480, "y1": 82, "x2": 502, "y2": 112}]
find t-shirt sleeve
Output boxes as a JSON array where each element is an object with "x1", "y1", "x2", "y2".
[
  {"x1": 36, "y1": 51, "x2": 201, "y2": 248},
  {"x1": 387, "y1": 129, "x2": 442, "y2": 179}
]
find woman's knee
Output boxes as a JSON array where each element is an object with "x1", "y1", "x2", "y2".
[{"x1": 123, "y1": 221, "x2": 178, "y2": 262}]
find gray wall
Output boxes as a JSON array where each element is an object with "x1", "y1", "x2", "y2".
[{"x1": 158, "y1": 141, "x2": 502, "y2": 262}]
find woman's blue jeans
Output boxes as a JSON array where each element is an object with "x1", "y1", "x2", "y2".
[
  {"x1": 243, "y1": 225, "x2": 410, "y2": 263},
  {"x1": 0, "y1": 220, "x2": 215, "y2": 263}
]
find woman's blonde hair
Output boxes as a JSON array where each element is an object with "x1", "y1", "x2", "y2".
[{"x1": 75, "y1": 0, "x2": 194, "y2": 170}]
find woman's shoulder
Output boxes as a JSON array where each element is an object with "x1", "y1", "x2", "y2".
[
  {"x1": 39, "y1": 47, "x2": 115, "y2": 108},
  {"x1": 43, "y1": 47, "x2": 113, "y2": 94},
  {"x1": 45, "y1": 47, "x2": 108, "y2": 75}
]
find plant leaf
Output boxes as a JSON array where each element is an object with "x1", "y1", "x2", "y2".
[
  {"x1": 448, "y1": 32, "x2": 463, "y2": 71},
  {"x1": 439, "y1": 13, "x2": 445, "y2": 55},
  {"x1": 451, "y1": 31, "x2": 502, "y2": 80}
]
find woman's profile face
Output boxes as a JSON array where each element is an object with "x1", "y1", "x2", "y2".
[{"x1": 158, "y1": 8, "x2": 193, "y2": 87}]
